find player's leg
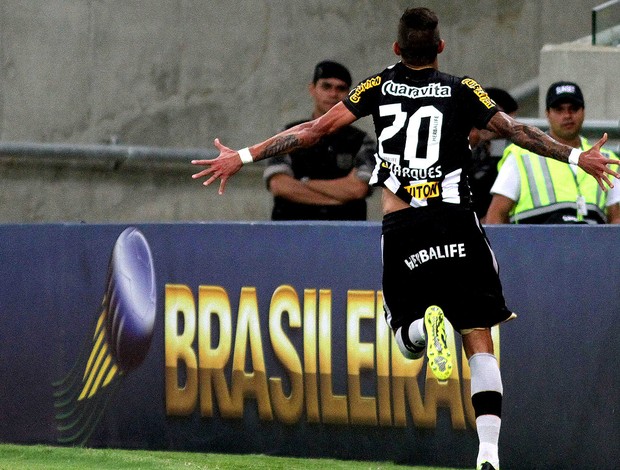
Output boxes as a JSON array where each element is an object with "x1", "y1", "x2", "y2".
[
  {"x1": 394, "y1": 317, "x2": 426, "y2": 359},
  {"x1": 462, "y1": 328, "x2": 502, "y2": 470},
  {"x1": 380, "y1": 223, "x2": 428, "y2": 361},
  {"x1": 394, "y1": 305, "x2": 456, "y2": 382}
]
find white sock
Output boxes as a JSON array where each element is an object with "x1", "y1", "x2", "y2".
[
  {"x1": 395, "y1": 319, "x2": 426, "y2": 359},
  {"x1": 476, "y1": 414, "x2": 501, "y2": 468},
  {"x1": 408, "y1": 318, "x2": 425, "y2": 347}
]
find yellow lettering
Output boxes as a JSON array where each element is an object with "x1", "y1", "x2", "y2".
[
  {"x1": 347, "y1": 290, "x2": 377, "y2": 426},
  {"x1": 163, "y1": 283, "x2": 501, "y2": 431},
  {"x1": 391, "y1": 332, "x2": 433, "y2": 427},
  {"x1": 423, "y1": 320, "x2": 466, "y2": 429},
  {"x1": 375, "y1": 291, "x2": 392, "y2": 426},
  {"x1": 404, "y1": 181, "x2": 439, "y2": 199},
  {"x1": 319, "y1": 289, "x2": 348, "y2": 424},
  {"x1": 268, "y1": 286, "x2": 303, "y2": 424},
  {"x1": 231, "y1": 287, "x2": 273, "y2": 420},
  {"x1": 303, "y1": 289, "x2": 320, "y2": 422},
  {"x1": 461, "y1": 78, "x2": 494, "y2": 109},
  {"x1": 197, "y1": 286, "x2": 234, "y2": 417},
  {"x1": 164, "y1": 284, "x2": 198, "y2": 416},
  {"x1": 349, "y1": 76, "x2": 382, "y2": 103}
]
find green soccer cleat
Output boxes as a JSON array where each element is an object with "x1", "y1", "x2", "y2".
[{"x1": 424, "y1": 305, "x2": 452, "y2": 381}]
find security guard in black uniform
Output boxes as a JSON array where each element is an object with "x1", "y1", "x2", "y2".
[{"x1": 263, "y1": 61, "x2": 375, "y2": 220}]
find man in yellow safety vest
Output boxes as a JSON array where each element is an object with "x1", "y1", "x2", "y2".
[{"x1": 485, "y1": 81, "x2": 620, "y2": 224}]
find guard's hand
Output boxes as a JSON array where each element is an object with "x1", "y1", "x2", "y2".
[
  {"x1": 191, "y1": 138, "x2": 243, "y2": 194},
  {"x1": 578, "y1": 133, "x2": 620, "y2": 191}
]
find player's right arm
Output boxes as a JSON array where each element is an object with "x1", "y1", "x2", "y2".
[
  {"x1": 487, "y1": 111, "x2": 620, "y2": 190},
  {"x1": 191, "y1": 102, "x2": 358, "y2": 194}
]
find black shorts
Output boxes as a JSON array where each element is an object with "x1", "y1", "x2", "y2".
[{"x1": 381, "y1": 204, "x2": 512, "y2": 333}]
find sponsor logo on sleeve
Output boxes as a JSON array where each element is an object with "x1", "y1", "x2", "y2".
[
  {"x1": 349, "y1": 76, "x2": 382, "y2": 103},
  {"x1": 461, "y1": 78, "x2": 494, "y2": 109}
]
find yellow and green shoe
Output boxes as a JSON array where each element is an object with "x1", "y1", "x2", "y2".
[{"x1": 424, "y1": 305, "x2": 453, "y2": 381}]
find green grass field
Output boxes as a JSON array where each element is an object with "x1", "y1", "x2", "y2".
[{"x1": 0, "y1": 444, "x2": 465, "y2": 470}]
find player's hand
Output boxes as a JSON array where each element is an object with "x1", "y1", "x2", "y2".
[
  {"x1": 577, "y1": 133, "x2": 620, "y2": 191},
  {"x1": 191, "y1": 138, "x2": 244, "y2": 194}
]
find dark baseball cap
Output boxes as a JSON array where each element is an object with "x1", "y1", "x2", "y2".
[
  {"x1": 546, "y1": 81, "x2": 584, "y2": 109},
  {"x1": 312, "y1": 60, "x2": 352, "y2": 87}
]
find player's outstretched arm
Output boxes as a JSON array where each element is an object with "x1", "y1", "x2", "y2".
[
  {"x1": 191, "y1": 102, "x2": 357, "y2": 194},
  {"x1": 190, "y1": 138, "x2": 243, "y2": 194},
  {"x1": 576, "y1": 133, "x2": 620, "y2": 190},
  {"x1": 487, "y1": 112, "x2": 620, "y2": 190}
]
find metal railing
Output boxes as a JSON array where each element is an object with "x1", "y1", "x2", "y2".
[
  {"x1": 0, "y1": 141, "x2": 218, "y2": 168},
  {"x1": 1, "y1": 118, "x2": 618, "y2": 170}
]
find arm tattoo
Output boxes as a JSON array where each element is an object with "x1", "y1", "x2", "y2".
[
  {"x1": 261, "y1": 135, "x2": 302, "y2": 160},
  {"x1": 511, "y1": 123, "x2": 569, "y2": 163}
]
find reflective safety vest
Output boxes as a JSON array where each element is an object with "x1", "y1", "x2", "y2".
[{"x1": 498, "y1": 136, "x2": 619, "y2": 224}]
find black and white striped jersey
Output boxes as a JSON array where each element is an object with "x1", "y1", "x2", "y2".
[{"x1": 343, "y1": 62, "x2": 499, "y2": 208}]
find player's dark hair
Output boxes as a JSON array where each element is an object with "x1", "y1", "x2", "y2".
[{"x1": 397, "y1": 7, "x2": 441, "y2": 66}]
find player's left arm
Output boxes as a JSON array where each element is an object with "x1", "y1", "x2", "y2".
[
  {"x1": 487, "y1": 111, "x2": 620, "y2": 190},
  {"x1": 192, "y1": 102, "x2": 358, "y2": 194}
]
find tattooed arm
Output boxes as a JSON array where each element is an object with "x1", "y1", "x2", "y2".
[
  {"x1": 487, "y1": 111, "x2": 620, "y2": 190},
  {"x1": 191, "y1": 102, "x2": 358, "y2": 194}
]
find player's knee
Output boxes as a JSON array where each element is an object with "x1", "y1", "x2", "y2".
[{"x1": 394, "y1": 326, "x2": 424, "y2": 359}]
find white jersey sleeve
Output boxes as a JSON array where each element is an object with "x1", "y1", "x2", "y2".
[
  {"x1": 490, "y1": 153, "x2": 520, "y2": 202},
  {"x1": 605, "y1": 176, "x2": 620, "y2": 206}
]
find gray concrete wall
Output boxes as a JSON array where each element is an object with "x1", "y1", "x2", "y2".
[
  {"x1": 539, "y1": 44, "x2": 620, "y2": 120},
  {"x1": 0, "y1": 159, "x2": 274, "y2": 222},
  {"x1": 0, "y1": 0, "x2": 615, "y2": 222}
]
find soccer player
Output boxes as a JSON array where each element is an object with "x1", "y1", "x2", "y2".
[{"x1": 192, "y1": 7, "x2": 619, "y2": 470}]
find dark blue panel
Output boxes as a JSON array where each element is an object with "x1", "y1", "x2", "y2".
[{"x1": 0, "y1": 223, "x2": 618, "y2": 469}]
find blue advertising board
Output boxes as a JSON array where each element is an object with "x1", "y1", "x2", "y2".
[{"x1": 0, "y1": 222, "x2": 618, "y2": 469}]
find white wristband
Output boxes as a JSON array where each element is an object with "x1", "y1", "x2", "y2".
[
  {"x1": 568, "y1": 148, "x2": 581, "y2": 165},
  {"x1": 238, "y1": 147, "x2": 253, "y2": 164}
]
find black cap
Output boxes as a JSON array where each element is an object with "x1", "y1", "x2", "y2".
[
  {"x1": 486, "y1": 88, "x2": 519, "y2": 114},
  {"x1": 312, "y1": 60, "x2": 352, "y2": 87},
  {"x1": 546, "y1": 81, "x2": 584, "y2": 109}
]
